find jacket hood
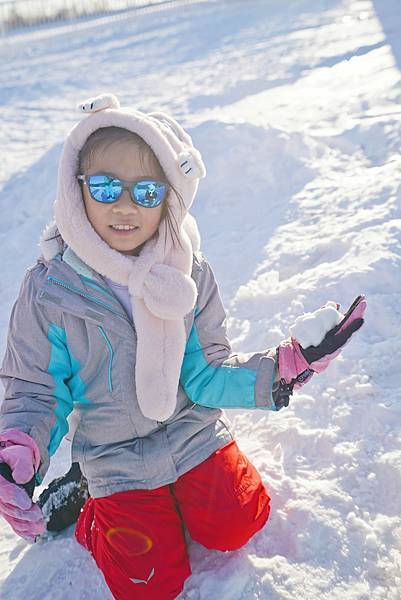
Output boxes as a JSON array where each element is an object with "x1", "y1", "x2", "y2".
[{"x1": 39, "y1": 93, "x2": 205, "y2": 422}]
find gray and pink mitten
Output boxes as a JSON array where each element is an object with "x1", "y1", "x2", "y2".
[{"x1": 273, "y1": 295, "x2": 366, "y2": 410}]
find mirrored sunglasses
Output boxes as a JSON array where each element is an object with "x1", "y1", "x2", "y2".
[{"x1": 77, "y1": 174, "x2": 169, "y2": 208}]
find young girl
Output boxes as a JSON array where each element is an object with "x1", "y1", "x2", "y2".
[{"x1": 0, "y1": 93, "x2": 366, "y2": 600}]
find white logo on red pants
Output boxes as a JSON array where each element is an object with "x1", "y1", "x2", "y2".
[{"x1": 130, "y1": 567, "x2": 155, "y2": 585}]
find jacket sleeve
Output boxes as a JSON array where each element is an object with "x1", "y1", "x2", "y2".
[
  {"x1": 180, "y1": 253, "x2": 278, "y2": 411},
  {"x1": 0, "y1": 265, "x2": 74, "y2": 483}
]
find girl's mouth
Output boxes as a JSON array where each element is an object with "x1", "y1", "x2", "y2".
[{"x1": 109, "y1": 225, "x2": 139, "y2": 236}]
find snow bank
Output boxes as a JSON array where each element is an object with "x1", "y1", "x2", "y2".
[{"x1": 0, "y1": 0, "x2": 400, "y2": 598}]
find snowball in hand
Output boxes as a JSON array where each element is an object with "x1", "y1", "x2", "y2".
[{"x1": 289, "y1": 301, "x2": 343, "y2": 348}]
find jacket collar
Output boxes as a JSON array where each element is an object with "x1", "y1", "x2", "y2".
[
  {"x1": 61, "y1": 245, "x2": 100, "y2": 280},
  {"x1": 40, "y1": 246, "x2": 130, "y2": 324}
]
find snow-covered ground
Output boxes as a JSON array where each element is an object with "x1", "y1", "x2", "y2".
[{"x1": 1, "y1": 0, "x2": 401, "y2": 597}]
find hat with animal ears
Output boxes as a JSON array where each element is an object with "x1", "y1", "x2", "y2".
[{"x1": 39, "y1": 92, "x2": 206, "y2": 421}]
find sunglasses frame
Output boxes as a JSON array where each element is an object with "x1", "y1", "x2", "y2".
[{"x1": 77, "y1": 173, "x2": 170, "y2": 208}]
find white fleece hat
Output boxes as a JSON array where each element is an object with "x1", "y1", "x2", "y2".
[{"x1": 40, "y1": 92, "x2": 206, "y2": 421}]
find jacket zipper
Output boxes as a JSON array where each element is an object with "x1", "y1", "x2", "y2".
[
  {"x1": 47, "y1": 275, "x2": 132, "y2": 325},
  {"x1": 79, "y1": 275, "x2": 119, "y2": 302}
]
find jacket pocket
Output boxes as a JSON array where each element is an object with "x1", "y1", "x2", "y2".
[{"x1": 97, "y1": 326, "x2": 113, "y2": 393}]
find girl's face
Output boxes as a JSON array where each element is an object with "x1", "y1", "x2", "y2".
[{"x1": 81, "y1": 139, "x2": 165, "y2": 256}]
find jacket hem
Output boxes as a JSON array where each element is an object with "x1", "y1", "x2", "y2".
[{"x1": 87, "y1": 430, "x2": 233, "y2": 498}]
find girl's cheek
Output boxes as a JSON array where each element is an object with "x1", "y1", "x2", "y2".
[{"x1": 147, "y1": 208, "x2": 163, "y2": 231}]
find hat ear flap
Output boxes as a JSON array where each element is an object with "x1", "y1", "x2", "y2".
[
  {"x1": 177, "y1": 149, "x2": 206, "y2": 180},
  {"x1": 77, "y1": 93, "x2": 120, "y2": 113}
]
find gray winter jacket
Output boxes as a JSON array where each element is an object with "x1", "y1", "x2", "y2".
[{"x1": 0, "y1": 248, "x2": 277, "y2": 498}]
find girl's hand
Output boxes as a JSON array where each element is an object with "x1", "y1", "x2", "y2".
[
  {"x1": 0, "y1": 430, "x2": 45, "y2": 542},
  {"x1": 275, "y1": 295, "x2": 366, "y2": 403}
]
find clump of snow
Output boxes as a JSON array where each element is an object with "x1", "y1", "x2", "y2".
[
  {"x1": 40, "y1": 481, "x2": 80, "y2": 523},
  {"x1": 289, "y1": 301, "x2": 343, "y2": 348}
]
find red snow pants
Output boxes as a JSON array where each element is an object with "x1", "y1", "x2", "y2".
[{"x1": 75, "y1": 440, "x2": 270, "y2": 600}]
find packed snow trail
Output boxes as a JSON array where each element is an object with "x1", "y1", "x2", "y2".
[{"x1": 0, "y1": 0, "x2": 401, "y2": 598}]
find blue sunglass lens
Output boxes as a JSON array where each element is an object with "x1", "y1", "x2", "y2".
[
  {"x1": 88, "y1": 175, "x2": 121, "y2": 203},
  {"x1": 88, "y1": 176, "x2": 167, "y2": 207},
  {"x1": 133, "y1": 180, "x2": 167, "y2": 208}
]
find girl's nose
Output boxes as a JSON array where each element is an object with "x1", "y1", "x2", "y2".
[{"x1": 112, "y1": 189, "x2": 138, "y2": 213}]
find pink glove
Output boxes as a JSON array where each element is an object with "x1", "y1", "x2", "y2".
[
  {"x1": 0, "y1": 429, "x2": 45, "y2": 541},
  {"x1": 278, "y1": 295, "x2": 366, "y2": 390}
]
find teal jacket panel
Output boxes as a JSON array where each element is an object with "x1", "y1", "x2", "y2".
[{"x1": 180, "y1": 259, "x2": 277, "y2": 410}]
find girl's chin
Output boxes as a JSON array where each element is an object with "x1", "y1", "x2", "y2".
[
  {"x1": 113, "y1": 243, "x2": 139, "y2": 252},
  {"x1": 109, "y1": 239, "x2": 144, "y2": 255}
]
